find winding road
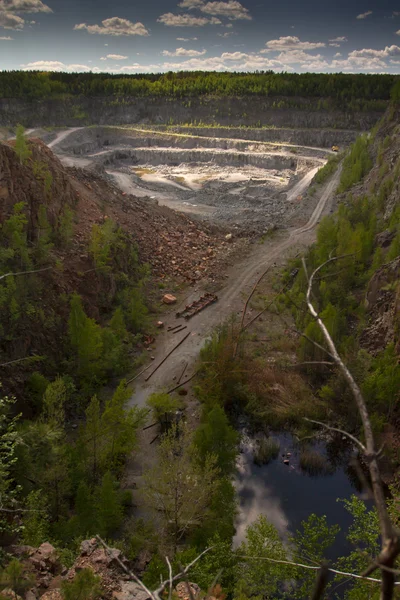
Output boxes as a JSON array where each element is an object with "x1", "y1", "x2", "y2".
[{"x1": 129, "y1": 166, "x2": 341, "y2": 408}]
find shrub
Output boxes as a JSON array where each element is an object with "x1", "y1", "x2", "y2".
[
  {"x1": 299, "y1": 448, "x2": 333, "y2": 476},
  {"x1": 253, "y1": 437, "x2": 280, "y2": 466},
  {"x1": 61, "y1": 568, "x2": 101, "y2": 600}
]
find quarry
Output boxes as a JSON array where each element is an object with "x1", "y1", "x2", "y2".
[{"x1": 19, "y1": 123, "x2": 358, "y2": 234}]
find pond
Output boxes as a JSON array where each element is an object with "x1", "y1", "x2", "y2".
[{"x1": 234, "y1": 432, "x2": 371, "y2": 562}]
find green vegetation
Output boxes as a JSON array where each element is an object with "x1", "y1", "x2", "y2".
[
  {"x1": 0, "y1": 71, "x2": 396, "y2": 111},
  {"x1": 338, "y1": 135, "x2": 372, "y2": 192},
  {"x1": 61, "y1": 568, "x2": 101, "y2": 600},
  {"x1": 313, "y1": 152, "x2": 341, "y2": 185},
  {"x1": 253, "y1": 437, "x2": 280, "y2": 466}
]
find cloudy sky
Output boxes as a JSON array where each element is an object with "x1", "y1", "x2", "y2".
[{"x1": 1, "y1": 0, "x2": 400, "y2": 74}]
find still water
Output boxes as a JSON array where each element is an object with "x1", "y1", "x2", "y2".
[{"x1": 234, "y1": 432, "x2": 370, "y2": 561}]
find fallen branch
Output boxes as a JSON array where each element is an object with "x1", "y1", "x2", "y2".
[
  {"x1": 167, "y1": 371, "x2": 199, "y2": 394},
  {"x1": 0, "y1": 266, "x2": 52, "y2": 282},
  {"x1": 303, "y1": 418, "x2": 366, "y2": 453},
  {"x1": 177, "y1": 361, "x2": 188, "y2": 384},
  {"x1": 145, "y1": 332, "x2": 191, "y2": 382},
  {"x1": 126, "y1": 362, "x2": 153, "y2": 384}
]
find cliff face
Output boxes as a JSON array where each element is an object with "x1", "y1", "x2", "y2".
[{"x1": 0, "y1": 95, "x2": 385, "y2": 129}]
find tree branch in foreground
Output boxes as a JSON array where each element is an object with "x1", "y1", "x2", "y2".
[
  {"x1": 303, "y1": 255, "x2": 400, "y2": 600},
  {"x1": 96, "y1": 536, "x2": 211, "y2": 600}
]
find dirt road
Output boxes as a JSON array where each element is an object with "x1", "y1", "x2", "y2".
[{"x1": 129, "y1": 166, "x2": 341, "y2": 408}]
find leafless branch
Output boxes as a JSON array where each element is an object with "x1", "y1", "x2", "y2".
[
  {"x1": 303, "y1": 418, "x2": 367, "y2": 453},
  {"x1": 303, "y1": 255, "x2": 400, "y2": 599},
  {"x1": 286, "y1": 361, "x2": 335, "y2": 367},
  {"x1": 0, "y1": 354, "x2": 43, "y2": 368},
  {"x1": 311, "y1": 563, "x2": 330, "y2": 600},
  {"x1": 237, "y1": 555, "x2": 400, "y2": 585},
  {"x1": 166, "y1": 556, "x2": 173, "y2": 600},
  {"x1": 0, "y1": 266, "x2": 52, "y2": 282},
  {"x1": 97, "y1": 537, "x2": 211, "y2": 600}
]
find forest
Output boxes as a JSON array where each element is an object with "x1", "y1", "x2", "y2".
[{"x1": 0, "y1": 71, "x2": 398, "y2": 110}]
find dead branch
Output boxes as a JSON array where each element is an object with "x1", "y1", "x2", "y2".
[
  {"x1": 237, "y1": 555, "x2": 400, "y2": 585},
  {"x1": 303, "y1": 255, "x2": 400, "y2": 599},
  {"x1": 145, "y1": 332, "x2": 191, "y2": 382},
  {"x1": 286, "y1": 361, "x2": 335, "y2": 367},
  {"x1": 177, "y1": 361, "x2": 188, "y2": 384},
  {"x1": 303, "y1": 418, "x2": 366, "y2": 453},
  {"x1": 166, "y1": 371, "x2": 199, "y2": 394},
  {"x1": 126, "y1": 362, "x2": 153, "y2": 384},
  {"x1": 233, "y1": 266, "x2": 271, "y2": 358},
  {"x1": 0, "y1": 354, "x2": 43, "y2": 368},
  {"x1": 0, "y1": 266, "x2": 52, "y2": 282},
  {"x1": 97, "y1": 536, "x2": 211, "y2": 600}
]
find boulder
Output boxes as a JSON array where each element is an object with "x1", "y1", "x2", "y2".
[
  {"x1": 112, "y1": 582, "x2": 151, "y2": 600},
  {"x1": 162, "y1": 294, "x2": 177, "y2": 305}
]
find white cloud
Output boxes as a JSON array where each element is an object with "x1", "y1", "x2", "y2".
[
  {"x1": 0, "y1": 10, "x2": 24, "y2": 28},
  {"x1": 334, "y1": 52, "x2": 342, "y2": 57},
  {"x1": 301, "y1": 59, "x2": 330, "y2": 70},
  {"x1": 158, "y1": 12, "x2": 220, "y2": 26},
  {"x1": 178, "y1": 0, "x2": 204, "y2": 7},
  {"x1": 397, "y1": 29, "x2": 400, "y2": 35},
  {"x1": 74, "y1": 17, "x2": 149, "y2": 36},
  {"x1": 200, "y1": 1, "x2": 251, "y2": 20},
  {"x1": 276, "y1": 50, "x2": 324, "y2": 64},
  {"x1": 330, "y1": 56, "x2": 386, "y2": 71},
  {"x1": 162, "y1": 47, "x2": 206, "y2": 56},
  {"x1": 264, "y1": 36, "x2": 325, "y2": 51},
  {"x1": 218, "y1": 31, "x2": 234, "y2": 37},
  {"x1": 0, "y1": 34, "x2": 13, "y2": 38},
  {"x1": 329, "y1": 43, "x2": 340, "y2": 47},
  {"x1": 329, "y1": 36, "x2": 348, "y2": 42},
  {"x1": 102, "y1": 53, "x2": 128, "y2": 60},
  {"x1": 178, "y1": 0, "x2": 251, "y2": 19},
  {"x1": 356, "y1": 10, "x2": 372, "y2": 19},
  {"x1": 21, "y1": 60, "x2": 93, "y2": 71},
  {"x1": 349, "y1": 45, "x2": 400, "y2": 58},
  {"x1": 176, "y1": 36, "x2": 198, "y2": 40},
  {"x1": 0, "y1": 0, "x2": 51, "y2": 13}
]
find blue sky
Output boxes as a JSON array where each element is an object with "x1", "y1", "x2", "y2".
[{"x1": 1, "y1": 0, "x2": 400, "y2": 73}]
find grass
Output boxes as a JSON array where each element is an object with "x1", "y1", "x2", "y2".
[
  {"x1": 253, "y1": 437, "x2": 280, "y2": 466},
  {"x1": 299, "y1": 448, "x2": 334, "y2": 476}
]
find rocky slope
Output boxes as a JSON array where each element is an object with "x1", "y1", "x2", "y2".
[{"x1": 0, "y1": 95, "x2": 384, "y2": 130}]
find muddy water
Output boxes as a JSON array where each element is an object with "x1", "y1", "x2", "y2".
[{"x1": 234, "y1": 432, "x2": 370, "y2": 560}]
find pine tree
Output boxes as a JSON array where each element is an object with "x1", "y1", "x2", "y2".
[
  {"x1": 75, "y1": 481, "x2": 97, "y2": 536},
  {"x1": 96, "y1": 471, "x2": 123, "y2": 537},
  {"x1": 68, "y1": 294, "x2": 103, "y2": 382},
  {"x1": 61, "y1": 568, "x2": 101, "y2": 600},
  {"x1": 14, "y1": 124, "x2": 31, "y2": 165},
  {"x1": 194, "y1": 405, "x2": 238, "y2": 475},
  {"x1": 81, "y1": 395, "x2": 104, "y2": 482},
  {"x1": 42, "y1": 377, "x2": 67, "y2": 428}
]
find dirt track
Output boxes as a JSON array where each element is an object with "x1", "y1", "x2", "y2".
[{"x1": 129, "y1": 165, "x2": 341, "y2": 407}]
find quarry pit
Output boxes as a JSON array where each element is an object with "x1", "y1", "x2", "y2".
[{"x1": 26, "y1": 124, "x2": 357, "y2": 235}]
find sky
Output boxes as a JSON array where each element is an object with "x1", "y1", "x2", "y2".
[{"x1": 1, "y1": 0, "x2": 400, "y2": 74}]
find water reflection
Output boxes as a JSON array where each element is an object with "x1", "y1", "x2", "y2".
[{"x1": 234, "y1": 432, "x2": 368, "y2": 559}]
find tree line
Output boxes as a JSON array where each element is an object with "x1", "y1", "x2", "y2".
[{"x1": 0, "y1": 71, "x2": 397, "y2": 108}]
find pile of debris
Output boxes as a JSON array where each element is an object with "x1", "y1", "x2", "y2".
[
  {"x1": 68, "y1": 166, "x2": 244, "y2": 283},
  {"x1": 3, "y1": 539, "x2": 204, "y2": 600}
]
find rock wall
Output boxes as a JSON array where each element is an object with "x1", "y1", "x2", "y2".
[{"x1": 0, "y1": 95, "x2": 384, "y2": 130}]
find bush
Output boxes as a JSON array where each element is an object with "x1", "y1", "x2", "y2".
[
  {"x1": 299, "y1": 448, "x2": 334, "y2": 476},
  {"x1": 61, "y1": 568, "x2": 101, "y2": 600},
  {"x1": 253, "y1": 437, "x2": 280, "y2": 466}
]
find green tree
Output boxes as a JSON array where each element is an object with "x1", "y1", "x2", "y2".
[
  {"x1": 14, "y1": 125, "x2": 31, "y2": 165},
  {"x1": 0, "y1": 390, "x2": 21, "y2": 564},
  {"x1": 96, "y1": 471, "x2": 123, "y2": 538},
  {"x1": 80, "y1": 395, "x2": 104, "y2": 482},
  {"x1": 68, "y1": 294, "x2": 103, "y2": 383},
  {"x1": 61, "y1": 568, "x2": 101, "y2": 600},
  {"x1": 101, "y1": 380, "x2": 145, "y2": 469},
  {"x1": 235, "y1": 515, "x2": 292, "y2": 599},
  {"x1": 74, "y1": 481, "x2": 97, "y2": 537},
  {"x1": 0, "y1": 559, "x2": 32, "y2": 597},
  {"x1": 194, "y1": 405, "x2": 238, "y2": 475},
  {"x1": 143, "y1": 424, "x2": 219, "y2": 553},
  {"x1": 290, "y1": 514, "x2": 340, "y2": 599},
  {"x1": 42, "y1": 377, "x2": 67, "y2": 427},
  {"x1": 21, "y1": 490, "x2": 49, "y2": 546}
]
